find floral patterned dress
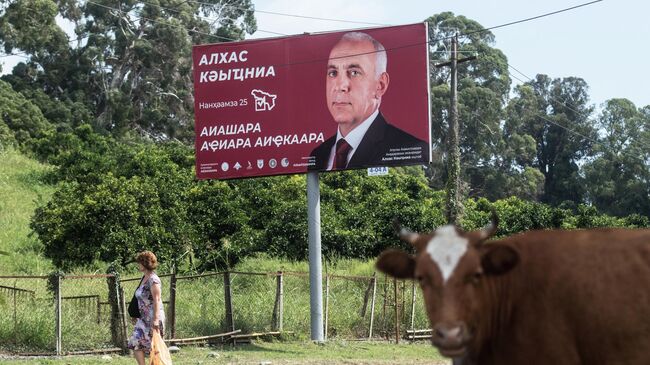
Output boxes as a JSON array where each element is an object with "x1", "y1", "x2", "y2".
[{"x1": 127, "y1": 273, "x2": 165, "y2": 353}]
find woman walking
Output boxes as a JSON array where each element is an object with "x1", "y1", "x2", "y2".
[{"x1": 128, "y1": 251, "x2": 166, "y2": 365}]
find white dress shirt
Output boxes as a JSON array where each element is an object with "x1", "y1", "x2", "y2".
[{"x1": 326, "y1": 109, "x2": 379, "y2": 170}]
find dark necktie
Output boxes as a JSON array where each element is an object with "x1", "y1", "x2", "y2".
[{"x1": 334, "y1": 138, "x2": 352, "y2": 170}]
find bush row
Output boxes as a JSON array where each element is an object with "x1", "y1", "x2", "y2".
[{"x1": 26, "y1": 126, "x2": 649, "y2": 272}]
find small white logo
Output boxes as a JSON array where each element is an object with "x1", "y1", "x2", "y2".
[
  {"x1": 251, "y1": 89, "x2": 277, "y2": 111},
  {"x1": 221, "y1": 162, "x2": 229, "y2": 172},
  {"x1": 257, "y1": 159, "x2": 264, "y2": 169},
  {"x1": 281, "y1": 158, "x2": 289, "y2": 168},
  {"x1": 234, "y1": 162, "x2": 242, "y2": 170},
  {"x1": 269, "y1": 159, "x2": 277, "y2": 168},
  {"x1": 368, "y1": 166, "x2": 389, "y2": 176}
]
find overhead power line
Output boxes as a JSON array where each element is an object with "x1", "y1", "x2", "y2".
[
  {"x1": 88, "y1": 0, "x2": 605, "y2": 59},
  {"x1": 278, "y1": 0, "x2": 605, "y2": 68},
  {"x1": 85, "y1": 1, "x2": 262, "y2": 42},
  {"x1": 1, "y1": 1, "x2": 253, "y2": 61},
  {"x1": 134, "y1": 0, "x2": 289, "y2": 37},
  {"x1": 5, "y1": 0, "x2": 603, "y2": 67},
  {"x1": 464, "y1": 0, "x2": 603, "y2": 37},
  {"x1": 0, "y1": 52, "x2": 29, "y2": 59},
  {"x1": 184, "y1": 0, "x2": 389, "y2": 26}
]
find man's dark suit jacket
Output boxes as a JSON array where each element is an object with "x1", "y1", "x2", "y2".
[{"x1": 309, "y1": 112, "x2": 429, "y2": 171}]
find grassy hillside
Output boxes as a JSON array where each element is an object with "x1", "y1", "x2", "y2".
[
  {"x1": 0, "y1": 149, "x2": 54, "y2": 274},
  {"x1": 0, "y1": 149, "x2": 432, "y2": 355}
]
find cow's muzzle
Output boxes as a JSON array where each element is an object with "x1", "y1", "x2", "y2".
[{"x1": 432, "y1": 322, "x2": 470, "y2": 357}]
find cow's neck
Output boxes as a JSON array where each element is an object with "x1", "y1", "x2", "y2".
[{"x1": 475, "y1": 271, "x2": 519, "y2": 361}]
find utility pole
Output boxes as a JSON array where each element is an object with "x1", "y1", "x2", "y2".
[{"x1": 435, "y1": 34, "x2": 476, "y2": 224}]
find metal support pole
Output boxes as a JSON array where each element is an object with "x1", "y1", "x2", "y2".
[
  {"x1": 119, "y1": 287, "x2": 128, "y2": 352},
  {"x1": 324, "y1": 275, "x2": 330, "y2": 340},
  {"x1": 55, "y1": 275, "x2": 62, "y2": 355},
  {"x1": 394, "y1": 278, "x2": 400, "y2": 344},
  {"x1": 368, "y1": 274, "x2": 377, "y2": 339},
  {"x1": 410, "y1": 280, "x2": 417, "y2": 338},
  {"x1": 307, "y1": 172, "x2": 324, "y2": 342},
  {"x1": 13, "y1": 282, "x2": 17, "y2": 344}
]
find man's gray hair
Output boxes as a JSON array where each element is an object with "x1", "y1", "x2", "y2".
[{"x1": 339, "y1": 31, "x2": 387, "y2": 77}]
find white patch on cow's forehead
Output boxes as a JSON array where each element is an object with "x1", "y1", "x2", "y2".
[{"x1": 426, "y1": 225, "x2": 469, "y2": 283}]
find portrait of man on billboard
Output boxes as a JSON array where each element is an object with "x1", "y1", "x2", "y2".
[{"x1": 309, "y1": 31, "x2": 429, "y2": 171}]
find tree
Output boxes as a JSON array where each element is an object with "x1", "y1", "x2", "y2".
[
  {"x1": 424, "y1": 12, "x2": 512, "y2": 199},
  {"x1": 480, "y1": 84, "x2": 547, "y2": 201},
  {"x1": 0, "y1": 79, "x2": 52, "y2": 148},
  {"x1": 1, "y1": 0, "x2": 257, "y2": 140},
  {"x1": 505, "y1": 75, "x2": 597, "y2": 205},
  {"x1": 3, "y1": 63, "x2": 94, "y2": 131},
  {"x1": 583, "y1": 99, "x2": 650, "y2": 216},
  {"x1": 30, "y1": 144, "x2": 195, "y2": 270},
  {"x1": 187, "y1": 179, "x2": 256, "y2": 270},
  {"x1": 0, "y1": 0, "x2": 68, "y2": 55}
]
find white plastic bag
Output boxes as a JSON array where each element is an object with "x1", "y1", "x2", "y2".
[{"x1": 149, "y1": 330, "x2": 172, "y2": 365}]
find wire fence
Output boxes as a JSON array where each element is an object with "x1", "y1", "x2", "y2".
[{"x1": 0, "y1": 270, "x2": 430, "y2": 355}]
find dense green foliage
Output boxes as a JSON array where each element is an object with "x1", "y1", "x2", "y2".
[
  {"x1": 0, "y1": 79, "x2": 52, "y2": 149},
  {"x1": 1, "y1": 0, "x2": 256, "y2": 140},
  {"x1": 0, "y1": 5, "x2": 648, "y2": 272},
  {"x1": 506, "y1": 76, "x2": 597, "y2": 205},
  {"x1": 582, "y1": 99, "x2": 650, "y2": 216},
  {"x1": 26, "y1": 136, "x2": 649, "y2": 270},
  {"x1": 1, "y1": 6, "x2": 647, "y2": 360}
]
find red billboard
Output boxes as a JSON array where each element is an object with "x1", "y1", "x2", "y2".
[{"x1": 193, "y1": 23, "x2": 431, "y2": 180}]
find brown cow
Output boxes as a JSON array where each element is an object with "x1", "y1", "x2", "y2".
[{"x1": 376, "y1": 213, "x2": 650, "y2": 365}]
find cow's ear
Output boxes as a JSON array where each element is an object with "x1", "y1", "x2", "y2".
[
  {"x1": 376, "y1": 249, "x2": 416, "y2": 279},
  {"x1": 480, "y1": 244, "x2": 519, "y2": 276}
]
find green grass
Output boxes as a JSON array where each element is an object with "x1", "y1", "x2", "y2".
[
  {"x1": 0, "y1": 148, "x2": 54, "y2": 274},
  {"x1": 0, "y1": 340, "x2": 448, "y2": 364},
  {"x1": 1, "y1": 258, "x2": 431, "y2": 353},
  {"x1": 0, "y1": 150, "x2": 433, "y2": 356}
]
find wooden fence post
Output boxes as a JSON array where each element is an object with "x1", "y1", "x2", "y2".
[
  {"x1": 360, "y1": 274, "x2": 374, "y2": 318},
  {"x1": 271, "y1": 271, "x2": 284, "y2": 332},
  {"x1": 55, "y1": 274, "x2": 62, "y2": 355},
  {"x1": 223, "y1": 271, "x2": 235, "y2": 332},
  {"x1": 168, "y1": 265, "x2": 177, "y2": 339},
  {"x1": 96, "y1": 296, "x2": 101, "y2": 324},
  {"x1": 368, "y1": 274, "x2": 377, "y2": 339},
  {"x1": 106, "y1": 272, "x2": 123, "y2": 350}
]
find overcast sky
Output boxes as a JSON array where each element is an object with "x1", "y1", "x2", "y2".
[
  {"x1": 1, "y1": 0, "x2": 646, "y2": 110},
  {"x1": 247, "y1": 0, "x2": 649, "y2": 110}
]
